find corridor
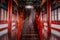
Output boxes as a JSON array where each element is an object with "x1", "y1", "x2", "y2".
[{"x1": 0, "y1": 0, "x2": 60, "y2": 40}]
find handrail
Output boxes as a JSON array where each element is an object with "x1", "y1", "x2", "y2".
[
  {"x1": 0, "y1": 22, "x2": 16, "y2": 31},
  {"x1": 0, "y1": 20, "x2": 8, "y2": 24},
  {"x1": 44, "y1": 26, "x2": 60, "y2": 32},
  {"x1": 43, "y1": 21, "x2": 60, "y2": 32},
  {"x1": 51, "y1": 27, "x2": 60, "y2": 32},
  {"x1": 0, "y1": 27, "x2": 8, "y2": 31}
]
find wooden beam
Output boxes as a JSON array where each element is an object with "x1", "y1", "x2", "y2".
[
  {"x1": 13, "y1": 0, "x2": 18, "y2": 5},
  {"x1": 46, "y1": 0, "x2": 51, "y2": 40},
  {"x1": 53, "y1": 0, "x2": 59, "y2": 4},
  {"x1": 0, "y1": 27, "x2": 8, "y2": 31},
  {"x1": 35, "y1": 10, "x2": 43, "y2": 40},
  {"x1": 8, "y1": 0, "x2": 12, "y2": 40},
  {"x1": 16, "y1": 9, "x2": 19, "y2": 40},
  {"x1": 39, "y1": 10, "x2": 43, "y2": 40},
  {"x1": 0, "y1": 20, "x2": 7, "y2": 24},
  {"x1": 51, "y1": 27, "x2": 60, "y2": 32},
  {"x1": 40, "y1": 0, "x2": 46, "y2": 7},
  {"x1": 16, "y1": 9, "x2": 24, "y2": 40}
]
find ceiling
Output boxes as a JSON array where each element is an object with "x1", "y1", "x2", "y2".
[
  {"x1": 18, "y1": 0, "x2": 42, "y2": 9},
  {"x1": 18, "y1": 0, "x2": 41, "y2": 5}
]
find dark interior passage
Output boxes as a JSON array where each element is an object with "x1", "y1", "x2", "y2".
[
  {"x1": 0, "y1": 0, "x2": 60, "y2": 40},
  {"x1": 20, "y1": 9, "x2": 40, "y2": 40},
  {"x1": 20, "y1": 20, "x2": 40, "y2": 40}
]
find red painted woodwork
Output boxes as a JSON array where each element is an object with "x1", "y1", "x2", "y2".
[
  {"x1": 8, "y1": 0, "x2": 12, "y2": 40},
  {"x1": 16, "y1": 9, "x2": 20, "y2": 40},
  {"x1": 16, "y1": 10, "x2": 24, "y2": 40},
  {"x1": 0, "y1": 27, "x2": 8, "y2": 31},
  {"x1": 0, "y1": 20, "x2": 8, "y2": 24},
  {"x1": 46, "y1": 0, "x2": 51, "y2": 39},
  {"x1": 35, "y1": 11, "x2": 43, "y2": 40},
  {"x1": 51, "y1": 27, "x2": 60, "y2": 32},
  {"x1": 46, "y1": 0, "x2": 51, "y2": 33},
  {"x1": 45, "y1": 26, "x2": 60, "y2": 32},
  {"x1": 51, "y1": 21, "x2": 60, "y2": 25}
]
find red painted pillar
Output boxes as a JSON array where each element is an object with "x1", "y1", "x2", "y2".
[
  {"x1": 46, "y1": 0, "x2": 51, "y2": 40},
  {"x1": 17, "y1": 10, "x2": 24, "y2": 40},
  {"x1": 40, "y1": 10, "x2": 43, "y2": 40},
  {"x1": 16, "y1": 9, "x2": 19, "y2": 40},
  {"x1": 35, "y1": 11, "x2": 43, "y2": 40},
  {"x1": 39, "y1": 10, "x2": 43, "y2": 40},
  {"x1": 8, "y1": 0, "x2": 12, "y2": 40}
]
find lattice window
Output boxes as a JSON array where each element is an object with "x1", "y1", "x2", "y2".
[
  {"x1": 55, "y1": 9, "x2": 58, "y2": 20},
  {"x1": 0, "y1": 8, "x2": 7, "y2": 21},
  {"x1": 51, "y1": 10, "x2": 55, "y2": 21},
  {"x1": 58, "y1": 8, "x2": 60, "y2": 20}
]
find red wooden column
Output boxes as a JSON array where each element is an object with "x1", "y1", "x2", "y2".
[
  {"x1": 17, "y1": 10, "x2": 24, "y2": 40},
  {"x1": 35, "y1": 11, "x2": 43, "y2": 40},
  {"x1": 16, "y1": 9, "x2": 19, "y2": 40},
  {"x1": 40, "y1": 10, "x2": 43, "y2": 40},
  {"x1": 46, "y1": 0, "x2": 51, "y2": 40},
  {"x1": 8, "y1": 0, "x2": 12, "y2": 40},
  {"x1": 39, "y1": 10, "x2": 43, "y2": 40}
]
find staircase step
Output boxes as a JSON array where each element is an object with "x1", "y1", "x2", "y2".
[
  {"x1": 21, "y1": 38, "x2": 40, "y2": 40},
  {"x1": 20, "y1": 21, "x2": 40, "y2": 40},
  {"x1": 22, "y1": 33, "x2": 39, "y2": 34}
]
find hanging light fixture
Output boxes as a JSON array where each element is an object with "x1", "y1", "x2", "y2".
[{"x1": 25, "y1": 5, "x2": 33, "y2": 9}]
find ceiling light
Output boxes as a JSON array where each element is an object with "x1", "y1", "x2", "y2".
[{"x1": 25, "y1": 5, "x2": 33, "y2": 9}]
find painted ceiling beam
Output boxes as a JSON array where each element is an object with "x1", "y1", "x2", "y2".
[
  {"x1": 13, "y1": 0, "x2": 18, "y2": 6},
  {"x1": 40, "y1": 0, "x2": 46, "y2": 7}
]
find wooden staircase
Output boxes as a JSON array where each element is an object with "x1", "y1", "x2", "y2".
[{"x1": 20, "y1": 21, "x2": 40, "y2": 40}]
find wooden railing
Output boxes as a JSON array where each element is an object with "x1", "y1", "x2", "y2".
[
  {"x1": 0, "y1": 27, "x2": 8, "y2": 31},
  {"x1": 51, "y1": 27, "x2": 60, "y2": 32}
]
